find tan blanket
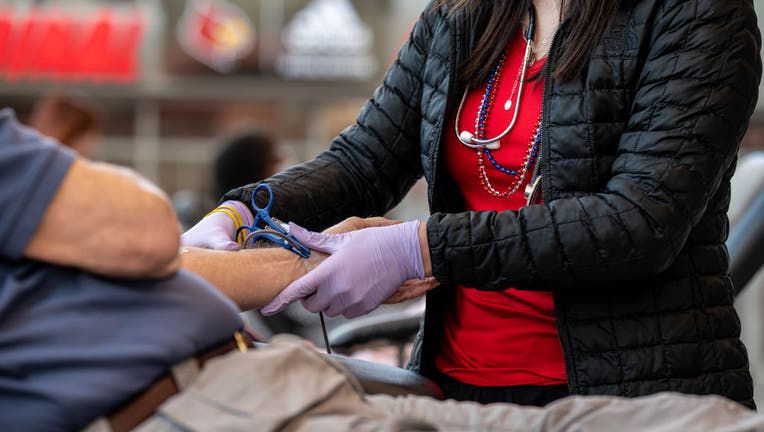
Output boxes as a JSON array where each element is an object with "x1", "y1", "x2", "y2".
[{"x1": 134, "y1": 335, "x2": 762, "y2": 432}]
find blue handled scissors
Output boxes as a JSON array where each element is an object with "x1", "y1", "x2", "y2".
[
  {"x1": 238, "y1": 184, "x2": 332, "y2": 354},
  {"x1": 236, "y1": 183, "x2": 311, "y2": 259}
]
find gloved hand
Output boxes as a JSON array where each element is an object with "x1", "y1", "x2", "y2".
[
  {"x1": 180, "y1": 200, "x2": 253, "y2": 251},
  {"x1": 262, "y1": 221, "x2": 425, "y2": 318}
]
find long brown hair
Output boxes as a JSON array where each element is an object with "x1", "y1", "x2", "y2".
[{"x1": 440, "y1": 0, "x2": 621, "y2": 85}]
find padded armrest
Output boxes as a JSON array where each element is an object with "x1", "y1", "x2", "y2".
[
  {"x1": 328, "y1": 353, "x2": 444, "y2": 399},
  {"x1": 254, "y1": 341, "x2": 443, "y2": 399},
  {"x1": 327, "y1": 308, "x2": 423, "y2": 350}
]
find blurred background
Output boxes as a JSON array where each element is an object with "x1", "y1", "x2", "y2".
[
  {"x1": 0, "y1": 0, "x2": 434, "y2": 371},
  {"x1": 2, "y1": 0, "x2": 764, "y2": 404},
  {"x1": 0, "y1": 0, "x2": 431, "y2": 225}
]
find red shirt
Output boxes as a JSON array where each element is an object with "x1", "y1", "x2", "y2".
[{"x1": 435, "y1": 32, "x2": 567, "y2": 387}]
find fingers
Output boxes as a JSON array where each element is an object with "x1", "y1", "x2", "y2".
[
  {"x1": 364, "y1": 217, "x2": 403, "y2": 228},
  {"x1": 289, "y1": 222, "x2": 344, "y2": 254},
  {"x1": 323, "y1": 216, "x2": 402, "y2": 235},
  {"x1": 180, "y1": 234, "x2": 239, "y2": 251},
  {"x1": 214, "y1": 240, "x2": 241, "y2": 251},
  {"x1": 323, "y1": 216, "x2": 365, "y2": 235},
  {"x1": 302, "y1": 286, "x2": 334, "y2": 314},
  {"x1": 262, "y1": 253, "x2": 339, "y2": 315},
  {"x1": 261, "y1": 275, "x2": 318, "y2": 315},
  {"x1": 383, "y1": 277, "x2": 439, "y2": 304},
  {"x1": 343, "y1": 304, "x2": 376, "y2": 319},
  {"x1": 323, "y1": 299, "x2": 347, "y2": 317}
]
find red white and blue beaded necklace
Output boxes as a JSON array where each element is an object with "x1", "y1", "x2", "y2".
[{"x1": 474, "y1": 47, "x2": 542, "y2": 199}]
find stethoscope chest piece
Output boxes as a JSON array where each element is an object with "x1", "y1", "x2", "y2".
[{"x1": 458, "y1": 130, "x2": 501, "y2": 150}]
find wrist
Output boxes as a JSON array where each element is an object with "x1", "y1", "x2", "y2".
[
  {"x1": 208, "y1": 201, "x2": 253, "y2": 245},
  {"x1": 221, "y1": 200, "x2": 253, "y2": 227},
  {"x1": 416, "y1": 220, "x2": 432, "y2": 277},
  {"x1": 400, "y1": 220, "x2": 429, "y2": 279}
]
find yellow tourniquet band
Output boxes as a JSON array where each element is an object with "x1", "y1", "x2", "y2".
[{"x1": 205, "y1": 205, "x2": 248, "y2": 244}]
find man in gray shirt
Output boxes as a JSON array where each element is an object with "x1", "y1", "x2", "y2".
[{"x1": 0, "y1": 109, "x2": 323, "y2": 430}]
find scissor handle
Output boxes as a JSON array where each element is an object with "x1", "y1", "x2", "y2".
[
  {"x1": 243, "y1": 183, "x2": 311, "y2": 259},
  {"x1": 251, "y1": 184, "x2": 277, "y2": 231},
  {"x1": 252, "y1": 184, "x2": 274, "y2": 213}
]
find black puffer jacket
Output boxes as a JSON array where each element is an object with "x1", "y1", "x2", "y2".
[{"x1": 224, "y1": 0, "x2": 762, "y2": 407}]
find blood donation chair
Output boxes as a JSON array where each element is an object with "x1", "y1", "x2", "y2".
[{"x1": 326, "y1": 350, "x2": 443, "y2": 398}]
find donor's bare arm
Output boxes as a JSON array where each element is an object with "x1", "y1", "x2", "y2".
[{"x1": 24, "y1": 158, "x2": 181, "y2": 279}]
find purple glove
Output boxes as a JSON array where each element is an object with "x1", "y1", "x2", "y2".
[
  {"x1": 262, "y1": 221, "x2": 425, "y2": 319},
  {"x1": 180, "y1": 200, "x2": 253, "y2": 251}
]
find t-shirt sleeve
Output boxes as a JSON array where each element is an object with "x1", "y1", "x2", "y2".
[{"x1": 0, "y1": 108, "x2": 76, "y2": 260}]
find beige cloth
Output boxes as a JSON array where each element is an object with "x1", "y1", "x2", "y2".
[
  {"x1": 135, "y1": 335, "x2": 429, "y2": 432},
  {"x1": 369, "y1": 393, "x2": 764, "y2": 432},
  {"x1": 134, "y1": 335, "x2": 764, "y2": 432}
]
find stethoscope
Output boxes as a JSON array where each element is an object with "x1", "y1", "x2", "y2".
[{"x1": 454, "y1": 5, "x2": 537, "y2": 150}]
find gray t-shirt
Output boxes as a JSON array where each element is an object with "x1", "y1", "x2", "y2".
[{"x1": 0, "y1": 109, "x2": 244, "y2": 431}]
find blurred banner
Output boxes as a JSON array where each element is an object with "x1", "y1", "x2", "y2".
[
  {"x1": 0, "y1": 1, "x2": 384, "y2": 83},
  {"x1": 0, "y1": 5, "x2": 146, "y2": 83}
]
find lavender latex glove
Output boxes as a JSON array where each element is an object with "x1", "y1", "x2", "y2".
[
  {"x1": 262, "y1": 221, "x2": 425, "y2": 319},
  {"x1": 180, "y1": 200, "x2": 253, "y2": 251}
]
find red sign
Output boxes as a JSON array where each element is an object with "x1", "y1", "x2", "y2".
[{"x1": 0, "y1": 7, "x2": 145, "y2": 83}]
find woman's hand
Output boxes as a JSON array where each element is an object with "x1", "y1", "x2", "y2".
[
  {"x1": 180, "y1": 200, "x2": 253, "y2": 251},
  {"x1": 261, "y1": 221, "x2": 426, "y2": 318},
  {"x1": 322, "y1": 216, "x2": 436, "y2": 304}
]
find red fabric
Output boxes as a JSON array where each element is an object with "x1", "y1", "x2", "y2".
[{"x1": 435, "y1": 32, "x2": 567, "y2": 387}]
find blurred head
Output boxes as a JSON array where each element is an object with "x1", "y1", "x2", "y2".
[
  {"x1": 213, "y1": 130, "x2": 281, "y2": 199},
  {"x1": 28, "y1": 93, "x2": 103, "y2": 156}
]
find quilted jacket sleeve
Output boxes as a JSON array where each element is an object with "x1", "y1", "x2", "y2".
[
  {"x1": 428, "y1": 0, "x2": 762, "y2": 290},
  {"x1": 220, "y1": 6, "x2": 440, "y2": 231}
]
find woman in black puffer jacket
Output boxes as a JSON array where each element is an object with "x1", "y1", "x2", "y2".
[{"x1": 202, "y1": 0, "x2": 762, "y2": 408}]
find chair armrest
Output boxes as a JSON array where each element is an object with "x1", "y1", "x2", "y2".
[
  {"x1": 328, "y1": 353, "x2": 444, "y2": 399},
  {"x1": 328, "y1": 308, "x2": 423, "y2": 350},
  {"x1": 254, "y1": 341, "x2": 442, "y2": 399}
]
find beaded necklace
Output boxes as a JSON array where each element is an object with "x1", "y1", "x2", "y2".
[{"x1": 473, "y1": 49, "x2": 541, "y2": 199}]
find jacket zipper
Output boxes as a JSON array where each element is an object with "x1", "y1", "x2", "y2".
[
  {"x1": 419, "y1": 10, "x2": 464, "y2": 377},
  {"x1": 540, "y1": 26, "x2": 562, "y2": 203},
  {"x1": 540, "y1": 21, "x2": 578, "y2": 395},
  {"x1": 429, "y1": 14, "x2": 464, "y2": 203}
]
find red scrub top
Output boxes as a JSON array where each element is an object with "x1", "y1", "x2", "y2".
[{"x1": 436, "y1": 32, "x2": 567, "y2": 387}]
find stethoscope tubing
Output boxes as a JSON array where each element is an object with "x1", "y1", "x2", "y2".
[{"x1": 455, "y1": 5, "x2": 536, "y2": 150}]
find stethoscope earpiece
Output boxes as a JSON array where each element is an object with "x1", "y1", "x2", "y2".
[{"x1": 525, "y1": 3, "x2": 536, "y2": 42}]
